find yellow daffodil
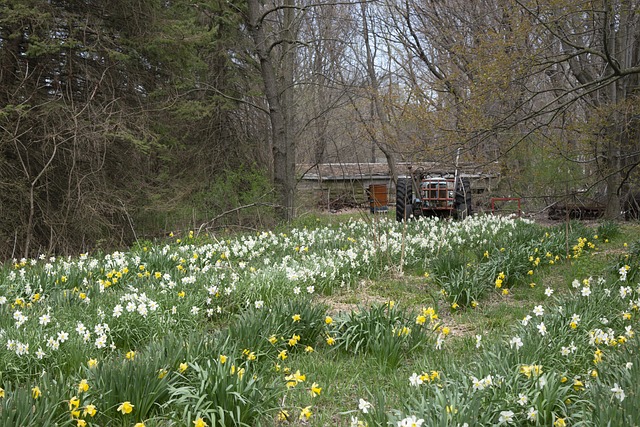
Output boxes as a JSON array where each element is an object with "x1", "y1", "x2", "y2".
[
  {"x1": 219, "y1": 355, "x2": 227, "y2": 364},
  {"x1": 310, "y1": 382, "x2": 322, "y2": 397},
  {"x1": 126, "y1": 350, "x2": 135, "y2": 360},
  {"x1": 292, "y1": 314, "x2": 301, "y2": 322},
  {"x1": 78, "y1": 379, "x2": 89, "y2": 393},
  {"x1": 278, "y1": 409, "x2": 290, "y2": 421},
  {"x1": 288, "y1": 334, "x2": 300, "y2": 346},
  {"x1": 193, "y1": 419, "x2": 207, "y2": 427},
  {"x1": 32, "y1": 386, "x2": 41, "y2": 399},
  {"x1": 0, "y1": 387, "x2": 4, "y2": 398},
  {"x1": 77, "y1": 420, "x2": 87, "y2": 427},
  {"x1": 325, "y1": 316, "x2": 333, "y2": 325},
  {"x1": 117, "y1": 401, "x2": 134, "y2": 414},
  {"x1": 179, "y1": 362, "x2": 188, "y2": 373},
  {"x1": 69, "y1": 396, "x2": 80, "y2": 411},
  {"x1": 293, "y1": 370, "x2": 306, "y2": 383},
  {"x1": 594, "y1": 349, "x2": 603, "y2": 364},
  {"x1": 299, "y1": 406, "x2": 312, "y2": 420},
  {"x1": 83, "y1": 404, "x2": 97, "y2": 417}
]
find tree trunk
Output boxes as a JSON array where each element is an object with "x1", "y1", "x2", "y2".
[
  {"x1": 246, "y1": 0, "x2": 293, "y2": 221},
  {"x1": 283, "y1": 0, "x2": 296, "y2": 221},
  {"x1": 361, "y1": 2, "x2": 398, "y2": 185}
]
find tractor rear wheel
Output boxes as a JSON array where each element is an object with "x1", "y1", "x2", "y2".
[{"x1": 396, "y1": 178, "x2": 412, "y2": 222}]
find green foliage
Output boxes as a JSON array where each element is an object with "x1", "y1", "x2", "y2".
[
  {"x1": 197, "y1": 165, "x2": 275, "y2": 226},
  {"x1": 610, "y1": 238, "x2": 640, "y2": 281},
  {"x1": 226, "y1": 298, "x2": 327, "y2": 357},
  {"x1": 503, "y1": 139, "x2": 586, "y2": 212},
  {"x1": 169, "y1": 358, "x2": 281, "y2": 427},
  {"x1": 335, "y1": 303, "x2": 434, "y2": 369},
  {"x1": 84, "y1": 348, "x2": 178, "y2": 424},
  {"x1": 597, "y1": 220, "x2": 621, "y2": 241},
  {"x1": 0, "y1": 373, "x2": 72, "y2": 427}
]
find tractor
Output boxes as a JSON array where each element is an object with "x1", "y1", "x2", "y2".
[{"x1": 396, "y1": 165, "x2": 472, "y2": 221}]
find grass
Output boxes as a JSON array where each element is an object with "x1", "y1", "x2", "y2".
[
  {"x1": 297, "y1": 219, "x2": 640, "y2": 426},
  {"x1": 1, "y1": 214, "x2": 640, "y2": 426}
]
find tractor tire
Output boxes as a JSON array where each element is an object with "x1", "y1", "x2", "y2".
[
  {"x1": 455, "y1": 178, "x2": 472, "y2": 220},
  {"x1": 396, "y1": 178, "x2": 412, "y2": 222}
]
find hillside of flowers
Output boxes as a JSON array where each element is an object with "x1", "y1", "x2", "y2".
[{"x1": 0, "y1": 215, "x2": 638, "y2": 426}]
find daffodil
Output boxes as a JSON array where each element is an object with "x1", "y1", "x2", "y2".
[
  {"x1": 299, "y1": 406, "x2": 312, "y2": 420},
  {"x1": 32, "y1": 386, "x2": 41, "y2": 399},
  {"x1": 117, "y1": 401, "x2": 134, "y2": 414},
  {"x1": 554, "y1": 418, "x2": 566, "y2": 427},
  {"x1": 277, "y1": 410, "x2": 289, "y2": 421},
  {"x1": 69, "y1": 396, "x2": 80, "y2": 411},
  {"x1": 310, "y1": 382, "x2": 322, "y2": 397},
  {"x1": 193, "y1": 418, "x2": 208, "y2": 427},
  {"x1": 83, "y1": 404, "x2": 97, "y2": 417},
  {"x1": 78, "y1": 379, "x2": 89, "y2": 393}
]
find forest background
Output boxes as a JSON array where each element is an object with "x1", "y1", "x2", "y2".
[{"x1": 2, "y1": 0, "x2": 640, "y2": 259}]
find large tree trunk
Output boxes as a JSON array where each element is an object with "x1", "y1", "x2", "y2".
[{"x1": 246, "y1": 0, "x2": 294, "y2": 221}]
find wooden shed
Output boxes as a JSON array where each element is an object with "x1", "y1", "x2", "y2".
[{"x1": 297, "y1": 162, "x2": 500, "y2": 211}]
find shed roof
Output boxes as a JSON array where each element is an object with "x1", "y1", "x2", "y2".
[{"x1": 299, "y1": 162, "x2": 497, "y2": 182}]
